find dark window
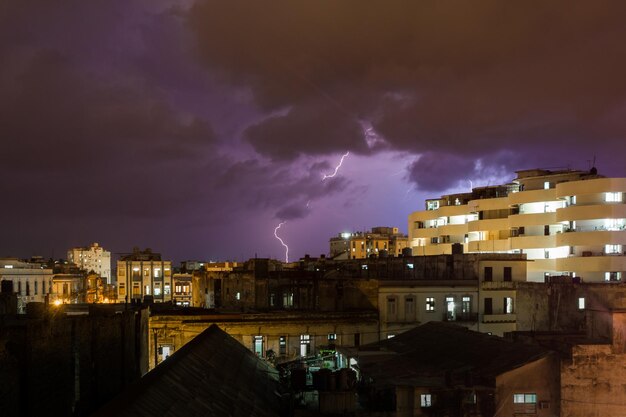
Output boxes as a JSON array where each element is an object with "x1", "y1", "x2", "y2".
[
  {"x1": 484, "y1": 267, "x2": 493, "y2": 282},
  {"x1": 519, "y1": 226, "x2": 525, "y2": 235},
  {"x1": 354, "y1": 333, "x2": 361, "y2": 347},
  {"x1": 504, "y1": 267, "x2": 512, "y2": 282},
  {"x1": 544, "y1": 225, "x2": 550, "y2": 236},
  {"x1": 484, "y1": 298, "x2": 493, "y2": 315}
]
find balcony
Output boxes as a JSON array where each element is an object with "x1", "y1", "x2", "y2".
[
  {"x1": 508, "y1": 212, "x2": 556, "y2": 227},
  {"x1": 508, "y1": 188, "x2": 557, "y2": 205},
  {"x1": 483, "y1": 313, "x2": 517, "y2": 323},
  {"x1": 556, "y1": 254, "x2": 626, "y2": 272},
  {"x1": 556, "y1": 230, "x2": 626, "y2": 246},
  {"x1": 468, "y1": 239, "x2": 510, "y2": 252},
  {"x1": 556, "y1": 203, "x2": 626, "y2": 222},
  {"x1": 468, "y1": 218, "x2": 510, "y2": 232},
  {"x1": 510, "y1": 234, "x2": 556, "y2": 249}
]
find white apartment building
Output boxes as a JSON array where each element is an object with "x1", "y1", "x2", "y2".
[
  {"x1": 0, "y1": 258, "x2": 54, "y2": 312},
  {"x1": 67, "y1": 242, "x2": 112, "y2": 284},
  {"x1": 408, "y1": 168, "x2": 626, "y2": 282}
]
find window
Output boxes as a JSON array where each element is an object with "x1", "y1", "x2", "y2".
[
  {"x1": 405, "y1": 296, "x2": 415, "y2": 319},
  {"x1": 605, "y1": 272, "x2": 622, "y2": 281},
  {"x1": 144, "y1": 285, "x2": 151, "y2": 295},
  {"x1": 513, "y1": 393, "x2": 537, "y2": 413},
  {"x1": 420, "y1": 394, "x2": 432, "y2": 407},
  {"x1": 426, "y1": 297, "x2": 435, "y2": 311},
  {"x1": 153, "y1": 268, "x2": 161, "y2": 278},
  {"x1": 544, "y1": 181, "x2": 551, "y2": 189},
  {"x1": 484, "y1": 267, "x2": 493, "y2": 282},
  {"x1": 446, "y1": 296, "x2": 456, "y2": 321},
  {"x1": 279, "y1": 336, "x2": 287, "y2": 355},
  {"x1": 605, "y1": 244, "x2": 622, "y2": 254},
  {"x1": 578, "y1": 297, "x2": 585, "y2": 310},
  {"x1": 270, "y1": 293, "x2": 275, "y2": 306},
  {"x1": 327, "y1": 333, "x2": 337, "y2": 341},
  {"x1": 462, "y1": 296, "x2": 471, "y2": 315},
  {"x1": 34, "y1": 281, "x2": 38, "y2": 295},
  {"x1": 606, "y1": 192, "x2": 622, "y2": 202},
  {"x1": 300, "y1": 334, "x2": 311, "y2": 356},
  {"x1": 354, "y1": 333, "x2": 360, "y2": 347},
  {"x1": 387, "y1": 297, "x2": 397, "y2": 316},
  {"x1": 484, "y1": 298, "x2": 493, "y2": 315},
  {"x1": 236, "y1": 292, "x2": 241, "y2": 300},
  {"x1": 253, "y1": 336, "x2": 264, "y2": 357},
  {"x1": 504, "y1": 267, "x2": 512, "y2": 282},
  {"x1": 504, "y1": 297, "x2": 514, "y2": 314},
  {"x1": 164, "y1": 284, "x2": 171, "y2": 295},
  {"x1": 387, "y1": 334, "x2": 395, "y2": 339},
  {"x1": 427, "y1": 200, "x2": 440, "y2": 210},
  {"x1": 283, "y1": 292, "x2": 294, "y2": 307}
]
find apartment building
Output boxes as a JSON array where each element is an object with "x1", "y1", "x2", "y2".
[
  {"x1": 330, "y1": 226, "x2": 410, "y2": 259},
  {"x1": 409, "y1": 168, "x2": 626, "y2": 282},
  {"x1": 67, "y1": 242, "x2": 112, "y2": 284},
  {"x1": 116, "y1": 247, "x2": 172, "y2": 303}
]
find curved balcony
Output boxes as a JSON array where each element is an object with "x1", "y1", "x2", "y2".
[
  {"x1": 510, "y1": 235, "x2": 556, "y2": 250},
  {"x1": 437, "y1": 223, "x2": 468, "y2": 237},
  {"x1": 527, "y1": 258, "x2": 557, "y2": 272},
  {"x1": 556, "y1": 230, "x2": 626, "y2": 246},
  {"x1": 509, "y1": 212, "x2": 557, "y2": 227},
  {"x1": 556, "y1": 204, "x2": 626, "y2": 222},
  {"x1": 411, "y1": 228, "x2": 439, "y2": 239},
  {"x1": 408, "y1": 210, "x2": 440, "y2": 222},
  {"x1": 412, "y1": 244, "x2": 455, "y2": 256},
  {"x1": 468, "y1": 239, "x2": 510, "y2": 252},
  {"x1": 468, "y1": 218, "x2": 510, "y2": 232},
  {"x1": 557, "y1": 255, "x2": 626, "y2": 272},
  {"x1": 508, "y1": 188, "x2": 557, "y2": 205},
  {"x1": 436, "y1": 205, "x2": 472, "y2": 217},
  {"x1": 556, "y1": 178, "x2": 626, "y2": 198},
  {"x1": 468, "y1": 197, "x2": 510, "y2": 211}
]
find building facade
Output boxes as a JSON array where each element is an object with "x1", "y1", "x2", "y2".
[
  {"x1": 0, "y1": 258, "x2": 53, "y2": 312},
  {"x1": 330, "y1": 226, "x2": 410, "y2": 259},
  {"x1": 67, "y1": 242, "x2": 112, "y2": 284},
  {"x1": 409, "y1": 168, "x2": 626, "y2": 282},
  {"x1": 116, "y1": 248, "x2": 172, "y2": 303}
]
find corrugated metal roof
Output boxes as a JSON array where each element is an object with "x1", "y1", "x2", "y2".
[{"x1": 91, "y1": 324, "x2": 283, "y2": 417}]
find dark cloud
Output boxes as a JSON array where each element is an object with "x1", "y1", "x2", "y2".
[
  {"x1": 407, "y1": 153, "x2": 476, "y2": 192},
  {"x1": 244, "y1": 98, "x2": 367, "y2": 160},
  {"x1": 188, "y1": 0, "x2": 626, "y2": 177}
]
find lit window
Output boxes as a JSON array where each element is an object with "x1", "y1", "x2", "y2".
[
  {"x1": 420, "y1": 394, "x2": 432, "y2": 407},
  {"x1": 387, "y1": 334, "x2": 396, "y2": 339},
  {"x1": 300, "y1": 334, "x2": 310, "y2": 356},
  {"x1": 578, "y1": 297, "x2": 585, "y2": 310},
  {"x1": 513, "y1": 393, "x2": 536, "y2": 404},
  {"x1": 426, "y1": 297, "x2": 435, "y2": 311},
  {"x1": 407, "y1": 263, "x2": 414, "y2": 269},
  {"x1": 605, "y1": 272, "x2": 622, "y2": 282},
  {"x1": 254, "y1": 336, "x2": 264, "y2": 357},
  {"x1": 361, "y1": 264, "x2": 368, "y2": 270},
  {"x1": 505, "y1": 297, "x2": 514, "y2": 314},
  {"x1": 327, "y1": 333, "x2": 337, "y2": 341},
  {"x1": 544, "y1": 181, "x2": 550, "y2": 189},
  {"x1": 236, "y1": 292, "x2": 241, "y2": 300},
  {"x1": 605, "y1": 192, "x2": 622, "y2": 202},
  {"x1": 605, "y1": 244, "x2": 622, "y2": 254}
]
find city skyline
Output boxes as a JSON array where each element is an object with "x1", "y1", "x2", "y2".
[{"x1": 2, "y1": 1, "x2": 626, "y2": 263}]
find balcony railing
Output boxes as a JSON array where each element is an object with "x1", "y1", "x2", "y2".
[{"x1": 443, "y1": 312, "x2": 478, "y2": 322}]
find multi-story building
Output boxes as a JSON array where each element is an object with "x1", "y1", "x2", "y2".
[
  {"x1": 116, "y1": 248, "x2": 172, "y2": 303},
  {"x1": 67, "y1": 242, "x2": 112, "y2": 284},
  {"x1": 409, "y1": 168, "x2": 626, "y2": 282},
  {"x1": 0, "y1": 258, "x2": 53, "y2": 312},
  {"x1": 330, "y1": 226, "x2": 410, "y2": 259}
]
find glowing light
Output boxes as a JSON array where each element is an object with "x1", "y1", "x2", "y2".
[
  {"x1": 274, "y1": 222, "x2": 289, "y2": 262},
  {"x1": 53, "y1": 299, "x2": 62, "y2": 306},
  {"x1": 322, "y1": 152, "x2": 349, "y2": 181}
]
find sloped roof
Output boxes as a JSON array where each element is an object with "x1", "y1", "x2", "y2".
[
  {"x1": 91, "y1": 324, "x2": 282, "y2": 417},
  {"x1": 355, "y1": 322, "x2": 550, "y2": 388}
]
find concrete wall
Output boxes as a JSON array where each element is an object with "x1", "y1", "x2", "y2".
[{"x1": 496, "y1": 354, "x2": 561, "y2": 417}]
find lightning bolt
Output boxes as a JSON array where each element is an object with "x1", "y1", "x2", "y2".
[
  {"x1": 322, "y1": 151, "x2": 350, "y2": 181},
  {"x1": 274, "y1": 222, "x2": 289, "y2": 262},
  {"x1": 468, "y1": 179, "x2": 474, "y2": 190}
]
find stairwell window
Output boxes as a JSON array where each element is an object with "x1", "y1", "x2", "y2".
[
  {"x1": 420, "y1": 394, "x2": 432, "y2": 407},
  {"x1": 426, "y1": 297, "x2": 435, "y2": 311}
]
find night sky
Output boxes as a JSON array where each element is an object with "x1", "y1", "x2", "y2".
[{"x1": 2, "y1": 1, "x2": 626, "y2": 263}]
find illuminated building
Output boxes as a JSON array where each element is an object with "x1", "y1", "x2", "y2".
[
  {"x1": 329, "y1": 226, "x2": 410, "y2": 259},
  {"x1": 409, "y1": 168, "x2": 626, "y2": 282},
  {"x1": 116, "y1": 247, "x2": 172, "y2": 303},
  {"x1": 67, "y1": 242, "x2": 112, "y2": 284},
  {"x1": 0, "y1": 258, "x2": 53, "y2": 312}
]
